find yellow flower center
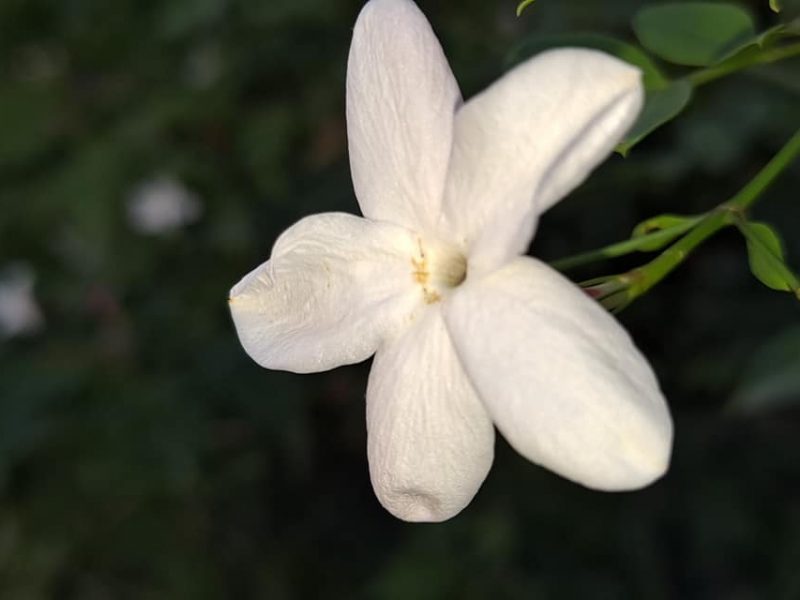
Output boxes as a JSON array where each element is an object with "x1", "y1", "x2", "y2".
[{"x1": 410, "y1": 238, "x2": 467, "y2": 304}]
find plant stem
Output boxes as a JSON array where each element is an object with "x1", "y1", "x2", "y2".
[
  {"x1": 553, "y1": 126, "x2": 800, "y2": 274},
  {"x1": 628, "y1": 210, "x2": 731, "y2": 296},
  {"x1": 550, "y1": 217, "x2": 701, "y2": 271},
  {"x1": 727, "y1": 127, "x2": 800, "y2": 210},
  {"x1": 687, "y1": 41, "x2": 800, "y2": 87},
  {"x1": 623, "y1": 126, "x2": 800, "y2": 301}
]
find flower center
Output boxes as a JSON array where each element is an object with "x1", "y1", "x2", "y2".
[{"x1": 411, "y1": 238, "x2": 467, "y2": 304}]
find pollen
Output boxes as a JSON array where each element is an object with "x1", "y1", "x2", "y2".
[
  {"x1": 423, "y1": 289, "x2": 442, "y2": 304},
  {"x1": 412, "y1": 256, "x2": 429, "y2": 286},
  {"x1": 410, "y1": 237, "x2": 466, "y2": 304}
]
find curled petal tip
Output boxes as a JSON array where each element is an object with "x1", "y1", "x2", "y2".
[{"x1": 379, "y1": 488, "x2": 456, "y2": 523}]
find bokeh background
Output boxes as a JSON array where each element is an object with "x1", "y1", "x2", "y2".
[{"x1": 1, "y1": 0, "x2": 800, "y2": 597}]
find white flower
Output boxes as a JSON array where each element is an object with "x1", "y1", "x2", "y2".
[
  {"x1": 126, "y1": 175, "x2": 202, "y2": 235},
  {"x1": 229, "y1": 0, "x2": 673, "y2": 522},
  {"x1": 0, "y1": 263, "x2": 44, "y2": 339}
]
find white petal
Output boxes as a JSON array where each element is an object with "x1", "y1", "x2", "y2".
[
  {"x1": 229, "y1": 213, "x2": 421, "y2": 373},
  {"x1": 440, "y1": 49, "x2": 643, "y2": 273},
  {"x1": 347, "y1": 0, "x2": 461, "y2": 231},
  {"x1": 367, "y1": 308, "x2": 494, "y2": 522},
  {"x1": 443, "y1": 257, "x2": 672, "y2": 490}
]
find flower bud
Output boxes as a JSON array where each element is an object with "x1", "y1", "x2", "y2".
[{"x1": 580, "y1": 274, "x2": 634, "y2": 313}]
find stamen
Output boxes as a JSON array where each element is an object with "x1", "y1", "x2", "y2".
[{"x1": 410, "y1": 238, "x2": 467, "y2": 304}]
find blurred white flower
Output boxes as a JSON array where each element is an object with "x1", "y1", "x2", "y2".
[
  {"x1": 126, "y1": 175, "x2": 202, "y2": 235},
  {"x1": 0, "y1": 264, "x2": 44, "y2": 339},
  {"x1": 229, "y1": 0, "x2": 673, "y2": 522}
]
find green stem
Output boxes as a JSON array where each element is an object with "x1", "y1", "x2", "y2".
[
  {"x1": 554, "y1": 126, "x2": 800, "y2": 274},
  {"x1": 727, "y1": 126, "x2": 800, "y2": 210},
  {"x1": 687, "y1": 41, "x2": 800, "y2": 87},
  {"x1": 625, "y1": 126, "x2": 800, "y2": 301},
  {"x1": 550, "y1": 217, "x2": 701, "y2": 271},
  {"x1": 629, "y1": 210, "x2": 732, "y2": 296},
  {"x1": 554, "y1": 52, "x2": 800, "y2": 273}
]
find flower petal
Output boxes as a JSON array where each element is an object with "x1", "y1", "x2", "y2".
[
  {"x1": 440, "y1": 49, "x2": 643, "y2": 273},
  {"x1": 229, "y1": 213, "x2": 420, "y2": 373},
  {"x1": 443, "y1": 257, "x2": 672, "y2": 490},
  {"x1": 367, "y1": 307, "x2": 494, "y2": 522},
  {"x1": 347, "y1": 0, "x2": 461, "y2": 231}
]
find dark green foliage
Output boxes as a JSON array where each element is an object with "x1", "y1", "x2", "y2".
[
  {"x1": 1, "y1": 0, "x2": 800, "y2": 597},
  {"x1": 738, "y1": 220, "x2": 799, "y2": 292},
  {"x1": 633, "y1": 3, "x2": 757, "y2": 67}
]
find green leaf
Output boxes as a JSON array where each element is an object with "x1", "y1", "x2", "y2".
[
  {"x1": 617, "y1": 80, "x2": 693, "y2": 155},
  {"x1": 729, "y1": 326, "x2": 800, "y2": 414},
  {"x1": 771, "y1": 0, "x2": 781, "y2": 11},
  {"x1": 739, "y1": 221, "x2": 800, "y2": 292},
  {"x1": 709, "y1": 15, "x2": 800, "y2": 66},
  {"x1": 631, "y1": 214, "x2": 700, "y2": 251},
  {"x1": 756, "y1": 23, "x2": 791, "y2": 45},
  {"x1": 507, "y1": 33, "x2": 668, "y2": 90},
  {"x1": 632, "y1": 3, "x2": 756, "y2": 66},
  {"x1": 774, "y1": 0, "x2": 800, "y2": 20},
  {"x1": 516, "y1": 0, "x2": 537, "y2": 17},
  {"x1": 711, "y1": 23, "x2": 792, "y2": 65}
]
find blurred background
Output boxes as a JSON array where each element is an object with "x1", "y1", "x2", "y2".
[{"x1": 1, "y1": 0, "x2": 799, "y2": 597}]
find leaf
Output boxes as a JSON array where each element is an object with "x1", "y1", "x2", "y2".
[
  {"x1": 632, "y1": 3, "x2": 756, "y2": 66},
  {"x1": 774, "y1": 0, "x2": 800, "y2": 20},
  {"x1": 756, "y1": 23, "x2": 792, "y2": 46},
  {"x1": 771, "y1": 0, "x2": 781, "y2": 11},
  {"x1": 739, "y1": 221, "x2": 800, "y2": 292},
  {"x1": 507, "y1": 33, "x2": 668, "y2": 90},
  {"x1": 631, "y1": 214, "x2": 699, "y2": 251},
  {"x1": 729, "y1": 326, "x2": 800, "y2": 414},
  {"x1": 516, "y1": 0, "x2": 537, "y2": 17},
  {"x1": 617, "y1": 80, "x2": 693, "y2": 155},
  {"x1": 712, "y1": 23, "x2": 792, "y2": 65}
]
